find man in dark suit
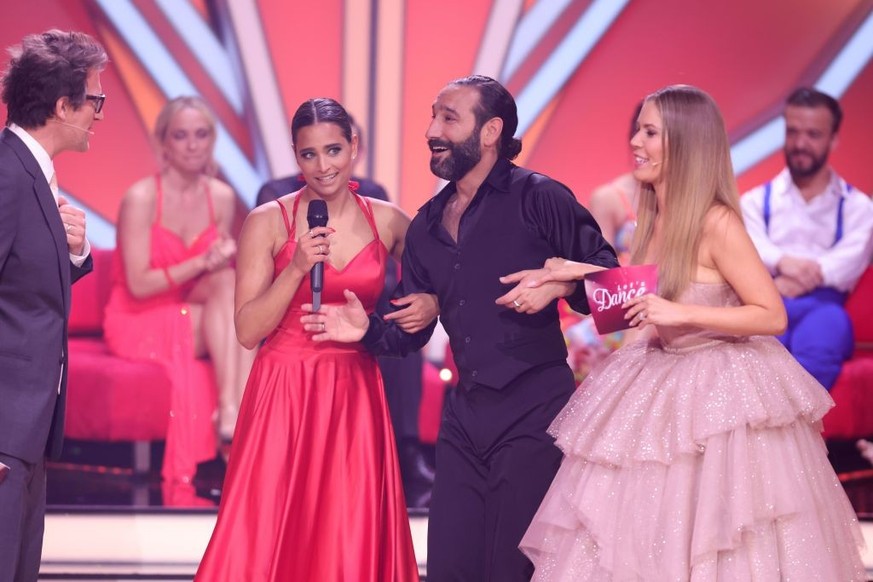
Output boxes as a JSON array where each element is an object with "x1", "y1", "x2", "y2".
[
  {"x1": 303, "y1": 75, "x2": 618, "y2": 580},
  {"x1": 255, "y1": 118, "x2": 435, "y2": 507},
  {"x1": 0, "y1": 30, "x2": 106, "y2": 581}
]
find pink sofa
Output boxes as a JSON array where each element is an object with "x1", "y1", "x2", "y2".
[
  {"x1": 822, "y1": 266, "x2": 873, "y2": 439},
  {"x1": 65, "y1": 248, "x2": 171, "y2": 472},
  {"x1": 67, "y1": 248, "x2": 439, "y2": 469}
]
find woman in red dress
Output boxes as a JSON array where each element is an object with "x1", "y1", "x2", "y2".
[
  {"x1": 103, "y1": 96, "x2": 255, "y2": 489},
  {"x1": 195, "y1": 98, "x2": 436, "y2": 581}
]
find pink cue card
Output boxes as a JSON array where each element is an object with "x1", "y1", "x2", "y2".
[{"x1": 583, "y1": 264, "x2": 659, "y2": 334}]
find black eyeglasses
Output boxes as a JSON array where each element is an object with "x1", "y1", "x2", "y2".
[{"x1": 85, "y1": 93, "x2": 106, "y2": 114}]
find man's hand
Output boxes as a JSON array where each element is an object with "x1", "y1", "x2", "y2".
[
  {"x1": 384, "y1": 293, "x2": 439, "y2": 333},
  {"x1": 773, "y1": 275, "x2": 807, "y2": 298},
  {"x1": 301, "y1": 289, "x2": 370, "y2": 342},
  {"x1": 496, "y1": 267, "x2": 574, "y2": 314},
  {"x1": 58, "y1": 196, "x2": 86, "y2": 256},
  {"x1": 777, "y1": 255, "x2": 822, "y2": 291}
]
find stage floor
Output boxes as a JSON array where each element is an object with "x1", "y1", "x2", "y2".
[{"x1": 38, "y1": 438, "x2": 873, "y2": 580}]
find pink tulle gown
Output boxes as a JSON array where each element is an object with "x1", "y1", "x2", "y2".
[
  {"x1": 103, "y1": 175, "x2": 218, "y2": 489},
  {"x1": 520, "y1": 282, "x2": 866, "y2": 581},
  {"x1": 195, "y1": 194, "x2": 419, "y2": 582}
]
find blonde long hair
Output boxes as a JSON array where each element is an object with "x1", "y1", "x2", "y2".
[
  {"x1": 630, "y1": 85, "x2": 742, "y2": 300},
  {"x1": 153, "y1": 95, "x2": 218, "y2": 176}
]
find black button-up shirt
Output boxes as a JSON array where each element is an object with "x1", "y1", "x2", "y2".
[{"x1": 363, "y1": 158, "x2": 618, "y2": 389}]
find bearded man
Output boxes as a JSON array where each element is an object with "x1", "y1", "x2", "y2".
[
  {"x1": 741, "y1": 87, "x2": 873, "y2": 390},
  {"x1": 302, "y1": 75, "x2": 618, "y2": 581}
]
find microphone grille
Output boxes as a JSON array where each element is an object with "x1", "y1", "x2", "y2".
[{"x1": 307, "y1": 199, "x2": 329, "y2": 228}]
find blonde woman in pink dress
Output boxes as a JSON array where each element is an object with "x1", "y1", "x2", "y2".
[
  {"x1": 516, "y1": 85, "x2": 865, "y2": 580},
  {"x1": 104, "y1": 97, "x2": 256, "y2": 487}
]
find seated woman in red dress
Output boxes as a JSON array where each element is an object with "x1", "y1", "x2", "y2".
[{"x1": 103, "y1": 96, "x2": 256, "y2": 486}]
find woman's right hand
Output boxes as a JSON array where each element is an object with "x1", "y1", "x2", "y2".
[
  {"x1": 499, "y1": 258, "x2": 607, "y2": 290},
  {"x1": 289, "y1": 226, "x2": 334, "y2": 276},
  {"x1": 539, "y1": 257, "x2": 607, "y2": 284}
]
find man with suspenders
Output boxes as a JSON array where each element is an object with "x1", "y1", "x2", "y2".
[{"x1": 741, "y1": 87, "x2": 873, "y2": 390}]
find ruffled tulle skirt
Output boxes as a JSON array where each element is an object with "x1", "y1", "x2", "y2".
[{"x1": 520, "y1": 336, "x2": 865, "y2": 581}]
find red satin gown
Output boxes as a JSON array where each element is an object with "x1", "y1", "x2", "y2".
[
  {"x1": 103, "y1": 175, "x2": 218, "y2": 489},
  {"x1": 195, "y1": 193, "x2": 419, "y2": 581}
]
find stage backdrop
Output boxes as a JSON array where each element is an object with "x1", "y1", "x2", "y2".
[{"x1": 1, "y1": 0, "x2": 871, "y2": 248}]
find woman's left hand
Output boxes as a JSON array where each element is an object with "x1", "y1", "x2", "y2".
[
  {"x1": 204, "y1": 236, "x2": 237, "y2": 272},
  {"x1": 623, "y1": 293, "x2": 686, "y2": 329}
]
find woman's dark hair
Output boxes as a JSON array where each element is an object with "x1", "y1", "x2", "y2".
[
  {"x1": 449, "y1": 75, "x2": 522, "y2": 160},
  {"x1": 1, "y1": 29, "x2": 107, "y2": 128},
  {"x1": 785, "y1": 87, "x2": 842, "y2": 134},
  {"x1": 291, "y1": 98, "x2": 352, "y2": 145}
]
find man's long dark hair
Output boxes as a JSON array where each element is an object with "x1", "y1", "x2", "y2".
[{"x1": 449, "y1": 75, "x2": 522, "y2": 160}]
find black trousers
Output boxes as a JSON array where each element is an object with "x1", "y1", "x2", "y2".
[
  {"x1": 427, "y1": 362, "x2": 574, "y2": 582},
  {"x1": 0, "y1": 452, "x2": 46, "y2": 582},
  {"x1": 379, "y1": 351, "x2": 423, "y2": 442}
]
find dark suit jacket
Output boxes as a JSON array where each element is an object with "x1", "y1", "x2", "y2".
[{"x1": 0, "y1": 128, "x2": 93, "y2": 463}]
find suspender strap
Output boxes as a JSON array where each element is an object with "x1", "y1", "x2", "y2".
[
  {"x1": 834, "y1": 195, "x2": 845, "y2": 246},
  {"x1": 766, "y1": 179, "x2": 849, "y2": 246}
]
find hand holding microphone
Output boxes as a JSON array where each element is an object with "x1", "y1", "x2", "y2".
[{"x1": 306, "y1": 200, "x2": 330, "y2": 311}]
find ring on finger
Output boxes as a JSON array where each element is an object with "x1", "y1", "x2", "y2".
[
  {"x1": 639, "y1": 311, "x2": 647, "y2": 320},
  {"x1": 317, "y1": 244, "x2": 323, "y2": 254},
  {"x1": 512, "y1": 299, "x2": 522, "y2": 308}
]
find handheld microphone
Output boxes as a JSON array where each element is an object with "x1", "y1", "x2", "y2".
[
  {"x1": 307, "y1": 199, "x2": 329, "y2": 311},
  {"x1": 52, "y1": 119, "x2": 95, "y2": 135}
]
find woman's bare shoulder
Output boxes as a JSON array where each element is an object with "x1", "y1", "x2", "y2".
[
  {"x1": 368, "y1": 197, "x2": 409, "y2": 221},
  {"x1": 123, "y1": 176, "x2": 158, "y2": 205},
  {"x1": 206, "y1": 177, "x2": 238, "y2": 201}
]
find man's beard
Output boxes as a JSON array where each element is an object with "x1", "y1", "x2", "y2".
[
  {"x1": 429, "y1": 130, "x2": 482, "y2": 182},
  {"x1": 785, "y1": 147, "x2": 828, "y2": 179}
]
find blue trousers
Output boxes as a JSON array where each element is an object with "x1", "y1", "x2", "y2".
[{"x1": 778, "y1": 288, "x2": 853, "y2": 390}]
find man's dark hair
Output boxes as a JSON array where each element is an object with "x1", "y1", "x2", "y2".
[
  {"x1": 291, "y1": 97, "x2": 352, "y2": 145},
  {"x1": 785, "y1": 87, "x2": 842, "y2": 134},
  {"x1": 1, "y1": 29, "x2": 107, "y2": 128},
  {"x1": 449, "y1": 75, "x2": 522, "y2": 160}
]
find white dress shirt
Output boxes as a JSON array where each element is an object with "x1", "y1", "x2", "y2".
[
  {"x1": 8, "y1": 123, "x2": 91, "y2": 266},
  {"x1": 741, "y1": 167, "x2": 873, "y2": 292}
]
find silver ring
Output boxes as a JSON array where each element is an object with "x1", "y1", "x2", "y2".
[
  {"x1": 65, "y1": 223, "x2": 72, "y2": 233},
  {"x1": 639, "y1": 311, "x2": 647, "y2": 320},
  {"x1": 513, "y1": 299, "x2": 522, "y2": 308},
  {"x1": 321, "y1": 322, "x2": 325, "y2": 331}
]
